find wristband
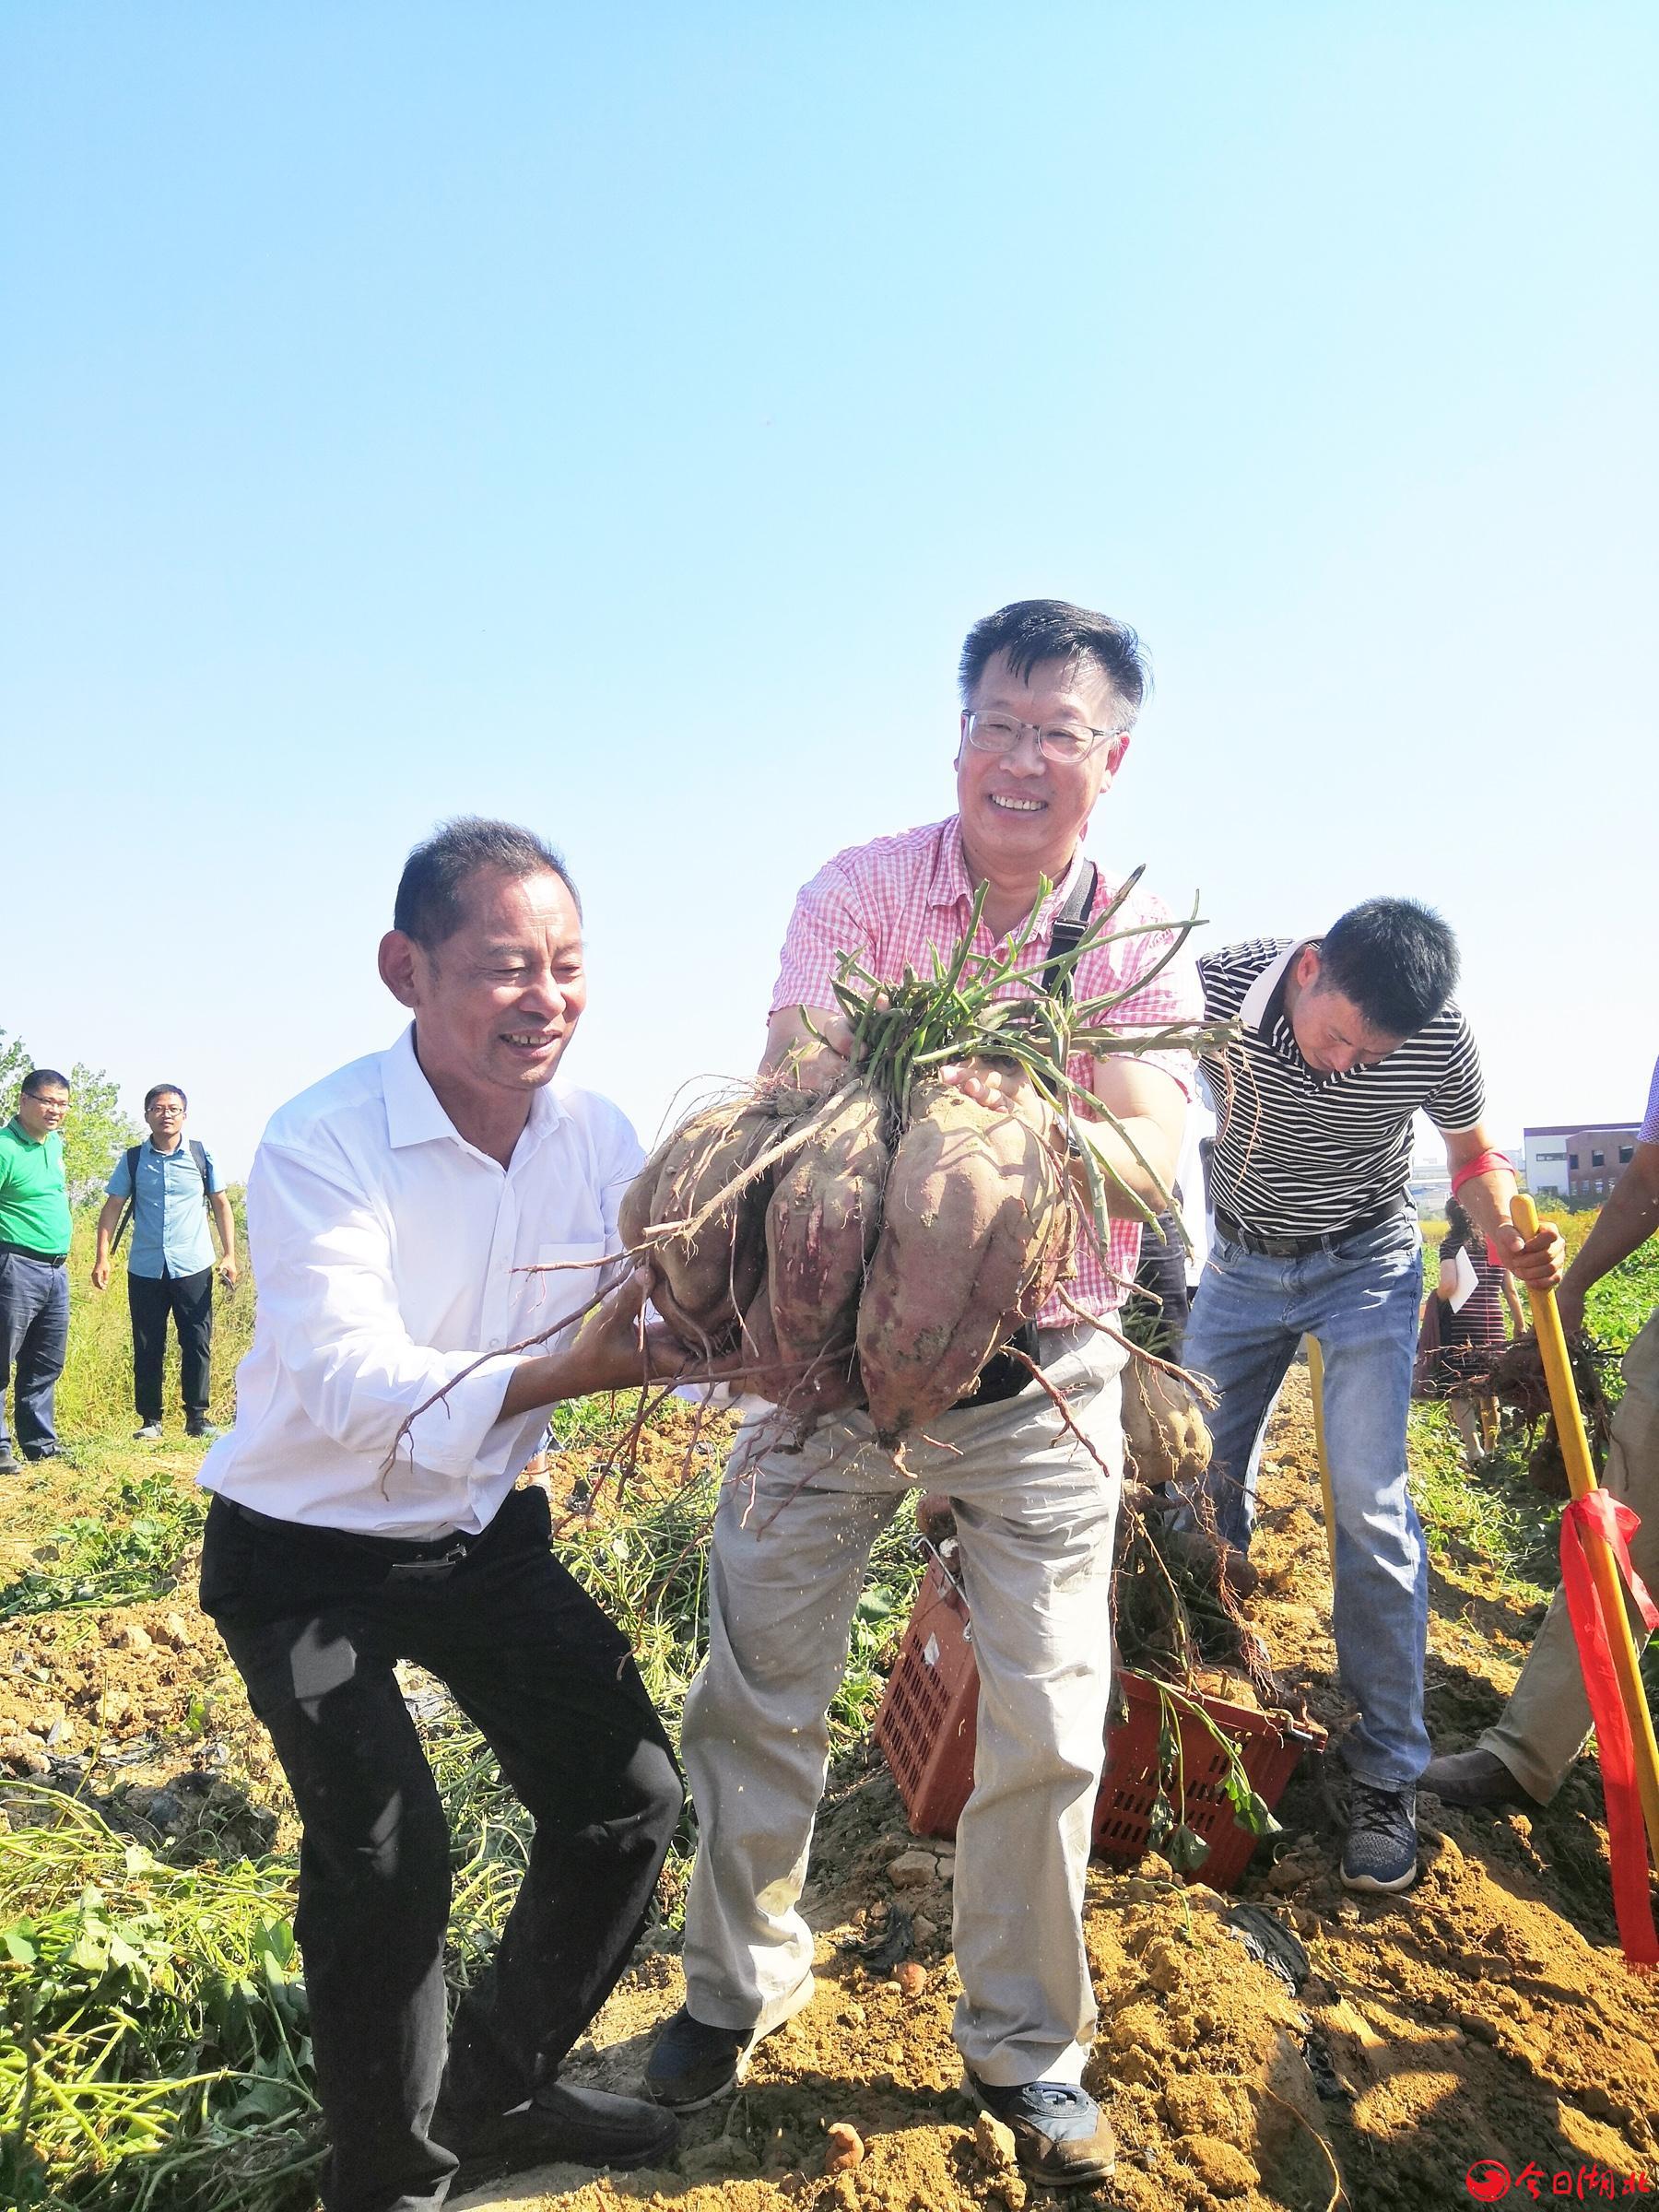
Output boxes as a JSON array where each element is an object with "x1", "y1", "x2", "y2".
[{"x1": 1450, "y1": 1148, "x2": 1513, "y2": 1199}]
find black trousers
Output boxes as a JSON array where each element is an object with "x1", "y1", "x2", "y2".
[
  {"x1": 127, "y1": 1265, "x2": 214, "y2": 1419},
  {"x1": 200, "y1": 1484, "x2": 683, "y2": 2212}
]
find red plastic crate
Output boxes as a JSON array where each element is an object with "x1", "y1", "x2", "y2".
[{"x1": 874, "y1": 1558, "x2": 1323, "y2": 1891}]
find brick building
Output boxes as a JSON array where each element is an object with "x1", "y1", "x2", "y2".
[{"x1": 1524, "y1": 1122, "x2": 1641, "y2": 1202}]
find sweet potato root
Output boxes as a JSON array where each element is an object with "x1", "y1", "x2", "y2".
[
  {"x1": 620, "y1": 1099, "x2": 781, "y2": 1349},
  {"x1": 765, "y1": 1079, "x2": 890, "y2": 1373},
  {"x1": 856, "y1": 1079, "x2": 1067, "y2": 1446},
  {"x1": 1120, "y1": 1359, "x2": 1212, "y2": 1488}
]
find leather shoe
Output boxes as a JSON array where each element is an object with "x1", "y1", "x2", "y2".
[
  {"x1": 963, "y1": 2071, "x2": 1116, "y2": 2186},
  {"x1": 1420, "y1": 1747, "x2": 1534, "y2": 1809},
  {"x1": 644, "y1": 2006, "x2": 763, "y2": 2110},
  {"x1": 433, "y1": 2077, "x2": 679, "y2": 2187}
]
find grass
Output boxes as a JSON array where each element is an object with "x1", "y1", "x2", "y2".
[
  {"x1": 53, "y1": 1199, "x2": 255, "y2": 1441},
  {"x1": 0, "y1": 1793, "x2": 318, "y2": 2212},
  {"x1": 1, "y1": 1472, "x2": 208, "y2": 1623},
  {"x1": 1408, "y1": 1209, "x2": 1659, "y2": 1590}
]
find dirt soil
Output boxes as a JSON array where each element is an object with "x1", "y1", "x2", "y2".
[
  {"x1": 453, "y1": 1371, "x2": 1659, "y2": 2212},
  {"x1": 7, "y1": 1378, "x2": 1659, "y2": 2210}
]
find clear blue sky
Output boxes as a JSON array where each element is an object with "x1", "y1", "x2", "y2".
[{"x1": 6, "y1": 4, "x2": 1654, "y2": 1177}]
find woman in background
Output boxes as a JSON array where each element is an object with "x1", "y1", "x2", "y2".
[{"x1": 1431, "y1": 1195, "x2": 1525, "y2": 1465}]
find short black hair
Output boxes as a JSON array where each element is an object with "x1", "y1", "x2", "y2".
[
  {"x1": 21, "y1": 1069, "x2": 69, "y2": 1098},
  {"x1": 394, "y1": 818, "x2": 580, "y2": 950},
  {"x1": 959, "y1": 599, "x2": 1149, "y2": 726},
  {"x1": 145, "y1": 1084, "x2": 187, "y2": 1112},
  {"x1": 1316, "y1": 898, "x2": 1460, "y2": 1038}
]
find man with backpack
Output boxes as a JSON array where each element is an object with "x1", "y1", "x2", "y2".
[{"x1": 90, "y1": 1084, "x2": 238, "y2": 1441}]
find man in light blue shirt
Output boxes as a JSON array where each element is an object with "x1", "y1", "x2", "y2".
[{"x1": 91, "y1": 1084, "x2": 238, "y2": 1441}]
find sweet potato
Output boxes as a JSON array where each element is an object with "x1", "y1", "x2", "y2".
[
  {"x1": 619, "y1": 1099, "x2": 781, "y2": 1348},
  {"x1": 765, "y1": 1080, "x2": 890, "y2": 1373},
  {"x1": 856, "y1": 1079, "x2": 1067, "y2": 1446},
  {"x1": 735, "y1": 1282, "x2": 865, "y2": 1420},
  {"x1": 1120, "y1": 1359, "x2": 1213, "y2": 1488}
]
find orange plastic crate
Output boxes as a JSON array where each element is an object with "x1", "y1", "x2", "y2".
[{"x1": 874, "y1": 1559, "x2": 1322, "y2": 1890}]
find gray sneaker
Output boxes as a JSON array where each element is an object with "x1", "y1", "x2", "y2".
[
  {"x1": 1341, "y1": 1782, "x2": 1419, "y2": 1894},
  {"x1": 0, "y1": 1445, "x2": 18, "y2": 1476},
  {"x1": 134, "y1": 1422, "x2": 164, "y2": 1442}
]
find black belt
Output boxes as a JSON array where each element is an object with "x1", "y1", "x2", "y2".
[
  {"x1": 230, "y1": 1500, "x2": 483, "y2": 1582},
  {"x1": 0, "y1": 1241, "x2": 67, "y2": 1266},
  {"x1": 1214, "y1": 1202, "x2": 1406, "y2": 1261}
]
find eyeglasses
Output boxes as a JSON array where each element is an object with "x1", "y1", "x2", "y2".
[{"x1": 962, "y1": 712, "x2": 1122, "y2": 766}]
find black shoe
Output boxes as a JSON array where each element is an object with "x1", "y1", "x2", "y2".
[
  {"x1": 1340, "y1": 1782, "x2": 1419, "y2": 1894},
  {"x1": 0, "y1": 1446, "x2": 18, "y2": 1477},
  {"x1": 433, "y1": 2077, "x2": 678, "y2": 2188},
  {"x1": 21, "y1": 1445, "x2": 58, "y2": 1463},
  {"x1": 185, "y1": 1418, "x2": 221, "y2": 1441},
  {"x1": 643, "y1": 2006, "x2": 761, "y2": 2111},
  {"x1": 963, "y1": 2070, "x2": 1117, "y2": 2186}
]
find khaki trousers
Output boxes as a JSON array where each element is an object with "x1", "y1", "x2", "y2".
[
  {"x1": 679, "y1": 1328, "x2": 1124, "y2": 2089},
  {"x1": 1483, "y1": 1308, "x2": 1659, "y2": 1802}
]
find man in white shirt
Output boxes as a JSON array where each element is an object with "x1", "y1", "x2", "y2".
[{"x1": 198, "y1": 819, "x2": 691, "y2": 2212}]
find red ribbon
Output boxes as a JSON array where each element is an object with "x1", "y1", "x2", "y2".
[
  {"x1": 1450, "y1": 1147, "x2": 1514, "y2": 1198},
  {"x1": 1560, "y1": 1491, "x2": 1659, "y2": 1969}
]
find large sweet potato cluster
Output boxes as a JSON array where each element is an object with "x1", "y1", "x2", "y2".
[{"x1": 620, "y1": 1074, "x2": 1069, "y2": 1446}]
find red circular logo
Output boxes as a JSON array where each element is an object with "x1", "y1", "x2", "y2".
[{"x1": 1465, "y1": 2163, "x2": 1512, "y2": 2202}]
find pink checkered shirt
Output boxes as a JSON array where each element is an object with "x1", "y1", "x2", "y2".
[{"x1": 771, "y1": 816, "x2": 1200, "y2": 1319}]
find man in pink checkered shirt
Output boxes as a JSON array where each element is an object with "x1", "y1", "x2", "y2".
[{"x1": 647, "y1": 600, "x2": 1200, "y2": 2189}]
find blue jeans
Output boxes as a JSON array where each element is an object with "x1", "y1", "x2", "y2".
[
  {"x1": 1181, "y1": 1213, "x2": 1428, "y2": 1790},
  {"x1": 0, "y1": 1250, "x2": 70, "y2": 1457}
]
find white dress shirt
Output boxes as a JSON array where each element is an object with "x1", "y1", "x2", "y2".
[{"x1": 199, "y1": 1027, "x2": 644, "y2": 1537}]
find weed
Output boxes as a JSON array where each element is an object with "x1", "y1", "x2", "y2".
[
  {"x1": 2, "y1": 1473, "x2": 206, "y2": 1622},
  {"x1": 0, "y1": 1786, "x2": 318, "y2": 2211}
]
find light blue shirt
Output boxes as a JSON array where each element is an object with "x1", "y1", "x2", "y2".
[{"x1": 106, "y1": 1138, "x2": 222, "y2": 1279}]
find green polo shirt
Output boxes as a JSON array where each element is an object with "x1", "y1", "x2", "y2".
[{"x1": 0, "y1": 1119, "x2": 72, "y2": 1256}]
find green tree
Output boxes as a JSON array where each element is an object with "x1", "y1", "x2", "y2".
[
  {"x1": 0, "y1": 1030, "x2": 141, "y2": 1201},
  {"x1": 0, "y1": 1030, "x2": 29, "y2": 1110}
]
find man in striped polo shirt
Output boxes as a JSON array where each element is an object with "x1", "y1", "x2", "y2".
[{"x1": 1183, "y1": 902, "x2": 1561, "y2": 1895}]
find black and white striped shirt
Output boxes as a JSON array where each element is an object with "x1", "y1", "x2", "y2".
[{"x1": 1198, "y1": 938, "x2": 1486, "y2": 1238}]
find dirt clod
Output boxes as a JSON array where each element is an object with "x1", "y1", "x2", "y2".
[
  {"x1": 971, "y1": 2112, "x2": 1018, "y2": 2171},
  {"x1": 824, "y1": 2121, "x2": 865, "y2": 2173},
  {"x1": 886, "y1": 1848, "x2": 937, "y2": 1888},
  {"x1": 1182, "y1": 2134, "x2": 1260, "y2": 2195}
]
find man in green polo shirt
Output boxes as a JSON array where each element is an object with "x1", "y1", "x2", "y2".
[{"x1": 0, "y1": 1068, "x2": 74, "y2": 1473}]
